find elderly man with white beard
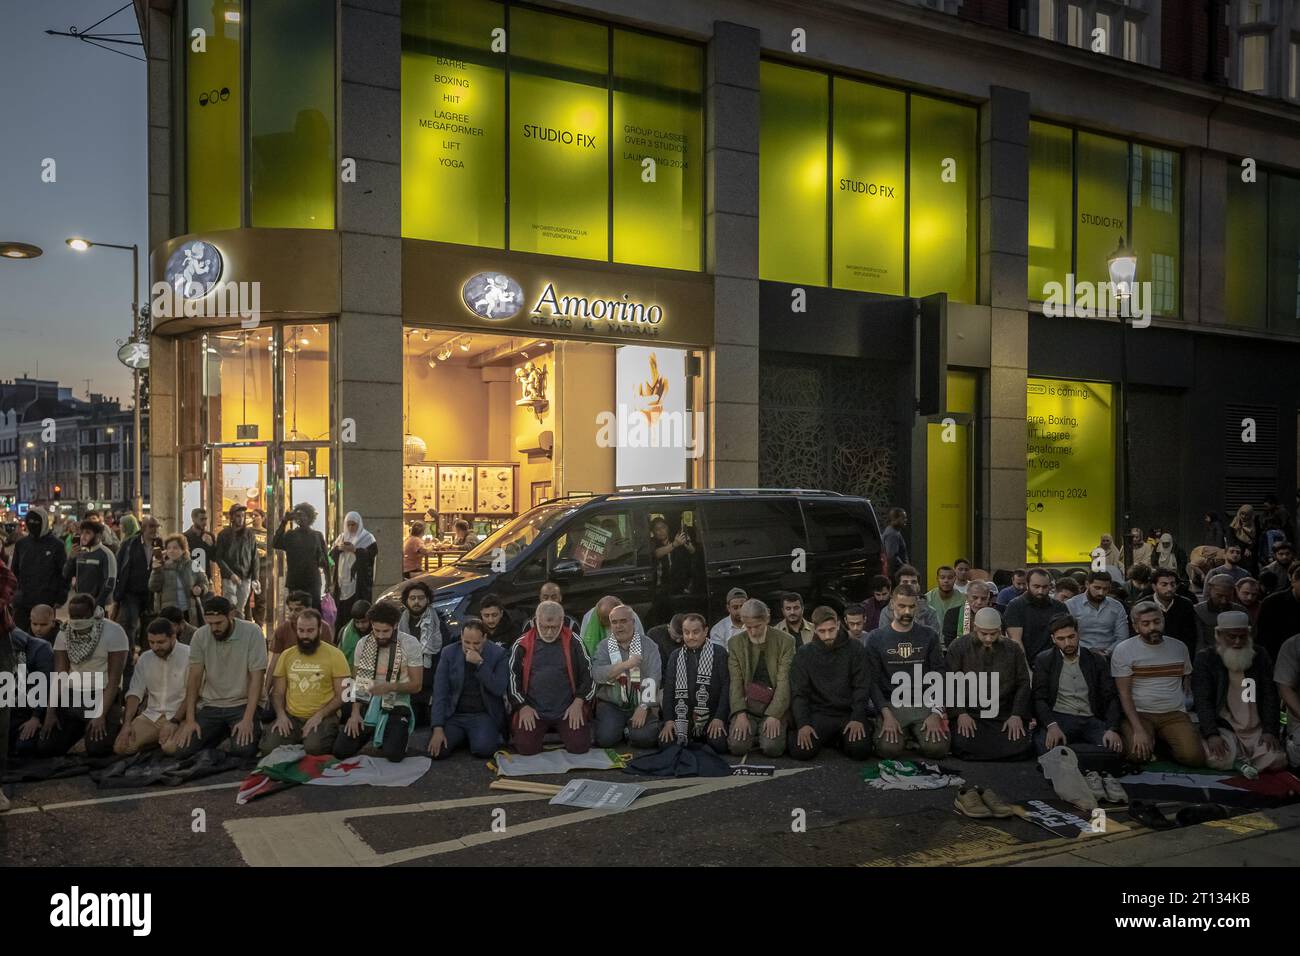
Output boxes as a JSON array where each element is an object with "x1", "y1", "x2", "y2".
[{"x1": 1191, "y1": 610, "x2": 1286, "y2": 776}]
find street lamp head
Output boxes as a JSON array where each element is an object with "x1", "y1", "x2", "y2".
[
  {"x1": 0, "y1": 242, "x2": 43, "y2": 259},
  {"x1": 66, "y1": 238, "x2": 92, "y2": 252},
  {"x1": 1107, "y1": 235, "x2": 1137, "y2": 299}
]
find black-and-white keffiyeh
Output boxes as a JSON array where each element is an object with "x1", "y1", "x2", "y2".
[
  {"x1": 354, "y1": 633, "x2": 406, "y2": 707},
  {"x1": 673, "y1": 645, "x2": 714, "y2": 742},
  {"x1": 64, "y1": 609, "x2": 106, "y2": 665},
  {"x1": 607, "y1": 633, "x2": 641, "y2": 706}
]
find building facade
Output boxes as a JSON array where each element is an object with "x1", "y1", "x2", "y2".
[{"x1": 138, "y1": 0, "x2": 1300, "y2": 598}]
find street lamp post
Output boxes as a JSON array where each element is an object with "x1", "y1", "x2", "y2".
[
  {"x1": 1108, "y1": 236, "x2": 1138, "y2": 544},
  {"x1": 67, "y1": 238, "x2": 144, "y2": 517}
]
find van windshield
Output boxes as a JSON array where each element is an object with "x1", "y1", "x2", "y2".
[{"x1": 460, "y1": 501, "x2": 585, "y2": 568}]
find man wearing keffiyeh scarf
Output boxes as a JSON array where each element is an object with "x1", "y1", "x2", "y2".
[
  {"x1": 337, "y1": 601, "x2": 422, "y2": 762},
  {"x1": 658, "y1": 613, "x2": 730, "y2": 751},
  {"x1": 38, "y1": 594, "x2": 129, "y2": 759},
  {"x1": 591, "y1": 604, "x2": 662, "y2": 748}
]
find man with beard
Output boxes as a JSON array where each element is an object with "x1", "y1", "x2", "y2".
[
  {"x1": 1258, "y1": 563, "x2": 1300, "y2": 662},
  {"x1": 775, "y1": 592, "x2": 815, "y2": 647},
  {"x1": 1208, "y1": 543, "x2": 1250, "y2": 585},
  {"x1": 337, "y1": 601, "x2": 423, "y2": 761},
  {"x1": 113, "y1": 619, "x2": 191, "y2": 755},
  {"x1": 184, "y1": 507, "x2": 216, "y2": 579},
  {"x1": 862, "y1": 576, "x2": 892, "y2": 633},
  {"x1": 994, "y1": 569, "x2": 1029, "y2": 611},
  {"x1": 215, "y1": 504, "x2": 259, "y2": 618},
  {"x1": 398, "y1": 580, "x2": 443, "y2": 722},
  {"x1": 1032, "y1": 615, "x2": 1124, "y2": 757},
  {"x1": 788, "y1": 607, "x2": 873, "y2": 762},
  {"x1": 169, "y1": 596, "x2": 266, "y2": 759},
  {"x1": 943, "y1": 580, "x2": 994, "y2": 647},
  {"x1": 508, "y1": 600, "x2": 595, "y2": 755},
  {"x1": 37, "y1": 594, "x2": 129, "y2": 757},
  {"x1": 1111, "y1": 602, "x2": 1202, "y2": 766},
  {"x1": 1235, "y1": 577, "x2": 1263, "y2": 628},
  {"x1": 430, "y1": 617, "x2": 510, "y2": 760},
  {"x1": 11, "y1": 506, "x2": 68, "y2": 631},
  {"x1": 1193, "y1": 611, "x2": 1285, "y2": 774},
  {"x1": 880, "y1": 567, "x2": 941, "y2": 631},
  {"x1": 476, "y1": 593, "x2": 520, "y2": 652},
  {"x1": 1258, "y1": 541, "x2": 1294, "y2": 595},
  {"x1": 261, "y1": 608, "x2": 350, "y2": 756},
  {"x1": 1065, "y1": 571, "x2": 1130, "y2": 655},
  {"x1": 659, "y1": 613, "x2": 730, "y2": 752},
  {"x1": 269, "y1": 590, "x2": 335, "y2": 680},
  {"x1": 1193, "y1": 574, "x2": 1246, "y2": 654},
  {"x1": 945, "y1": 607, "x2": 1033, "y2": 761},
  {"x1": 709, "y1": 587, "x2": 747, "y2": 649},
  {"x1": 1149, "y1": 568, "x2": 1197, "y2": 648},
  {"x1": 591, "y1": 604, "x2": 663, "y2": 749},
  {"x1": 925, "y1": 566, "x2": 966, "y2": 630},
  {"x1": 63, "y1": 520, "x2": 117, "y2": 610},
  {"x1": 998, "y1": 571, "x2": 1061, "y2": 663},
  {"x1": 579, "y1": 595, "x2": 647, "y2": 658},
  {"x1": 864, "y1": 585, "x2": 950, "y2": 760},
  {"x1": 726, "y1": 599, "x2": 795, "y2": 758}
]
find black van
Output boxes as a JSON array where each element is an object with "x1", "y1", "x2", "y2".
[{"x1": 381, "y1": 489, "x2": 885, "y2": 635}]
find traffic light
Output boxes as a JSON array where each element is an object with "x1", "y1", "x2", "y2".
[{"x1": 52, "y1": 484, "x2": 62, "y2": 501}]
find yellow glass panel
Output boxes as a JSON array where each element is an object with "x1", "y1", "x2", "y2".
[
  {"x1": 1075, "y1": 131, "x2": 1129, "y2": 292},
  {"x1": 1028, "y1": 121, "x2": 1073, "y2": 302},
  {"x1": 186, "y1": 0, "x2": 242, "y2": 231},
  {"x1": 759, "y1": 62, "x2": 828, "y2": 285},
  {"x1": 401, "y1": 0, "x2": 506, "y2": 246},
  {"x1": 832, "y1": 78, "x2": 905, "y2": 295},
  {"x1": 909, "y1": 95, "x2": 977, "y2": 303}
]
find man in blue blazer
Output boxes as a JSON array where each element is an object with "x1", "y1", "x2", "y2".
[{"x1": 428, "y1": 618, "x2": 510, "y2": 759}]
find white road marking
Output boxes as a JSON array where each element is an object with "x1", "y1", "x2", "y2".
[
  {"x1": 225, "y1": 768, "x2": 812, "y2": 867},
  {"x1": 1, "y1": 780, "x2": 242, "y2": 815}
]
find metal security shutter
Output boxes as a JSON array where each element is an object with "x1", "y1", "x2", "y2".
[{"x1": 1223, "y1": 403, "x2": 1278, "y2": 511}]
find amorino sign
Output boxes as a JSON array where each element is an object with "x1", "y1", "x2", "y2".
[{"x1": 403, "y1": 239, "x2": 714, "y2": 349}]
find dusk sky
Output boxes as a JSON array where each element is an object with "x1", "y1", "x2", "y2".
[{"x1": 1, "y1": 0, "x2": 147, "y2": 404}]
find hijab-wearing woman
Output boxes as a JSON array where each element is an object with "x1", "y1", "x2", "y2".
[
  {"x1": 332, "y1": 511, "x2": 378, "y2": 624},
  {"x1": 1228, "y1": 504, "x2": 1261, "y2": 573}
]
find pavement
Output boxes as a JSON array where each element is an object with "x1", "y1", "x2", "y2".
[{"x1": 2, "y1": 728, "x2": 1298, "y2": 867}]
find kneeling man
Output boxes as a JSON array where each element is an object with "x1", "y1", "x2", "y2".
[
  {"x1": 788, "y1": 607, "x2": 872, "y2": 761},
  {"x1": 114, "y1": 619, "x2": 191, "y2": 755},
  {"x1": 660, "y1": 613, "x2": 730, "y2": 751},
  {"x1": 508, "y1": 600, "x2": 595, "y2": 755},
  {"x1": 261, "y1": 609, "x2": 350, "y2": 756},
  {"x1": 1193, "y1": 610, "x2": 1285, "y2": 774},
  {"x1": 430, "y1": 617, "x2": 510, "y2": 759},
  {"x1": 1111, "y1": 601, "x2": 1202, "y2": 766},
  {"x1": 1031, "y1": 614, "x2": 1124, "y2": 757},
  {"x1": 945, "y1": 607, "x2": 1033, "y2": 760},
  {"x1": 336, "y1": 601, "x2": 423, "y2": 762},
  {"x1": 592, "y1": 604, "x2": 663, "y2": 748}
]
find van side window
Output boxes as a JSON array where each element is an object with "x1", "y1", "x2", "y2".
[
  {"x1": 554, "y1": 510, "x2": 638, "y2": 571},
  {"x1": 803, "y1": 500, "x2": 881, "y2": 553},
  {"x1": 701, "y1": 500, "x2": 804, "y2": 562}
]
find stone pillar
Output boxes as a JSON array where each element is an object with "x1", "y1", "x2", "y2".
[
  {"x1": 338, "y1": 0, "x2": 405, "y2": 594},
  {"x1": 145, "y1": 4, "x2": 178, "y2": 531},
  {"x1": 979, "y1": 86, "x2": 1030, "y2": 570},
  {"x1": 706, "y1": 22, "x2": 761, "y2": 488}
]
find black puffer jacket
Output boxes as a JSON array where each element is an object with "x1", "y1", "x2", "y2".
[{"x1": 12, "y1": 507, "x2": 68, "y2": 610}]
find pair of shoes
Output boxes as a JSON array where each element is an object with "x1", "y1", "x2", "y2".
[
  {"x1": 1039, "y1": 746, "x2": 1097, "y2": 812},
  {"x1": 1086, "y1": 771, "x2": 1128, "y2": 803},
  {"x1": 953, "y1": 786, "x2": 1016, "y2": 818}
]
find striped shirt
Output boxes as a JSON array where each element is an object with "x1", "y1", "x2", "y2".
[{"x1": 1110, "y1": 636, "x2": 1191, "y2": 714}]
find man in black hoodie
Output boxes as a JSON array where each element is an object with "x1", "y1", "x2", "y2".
[
  {"x1": 11, "y1": 506, "x2": 68, "y2": 631},
  {"x1": 215, "y1": 505, "x2": 259, "y2": 618},
  {"x1": 113, "y1": 516, "x2": 159, "y2": 649},
  {"x1": 63, "y1": 520, "x2": 117, "y2": 609},
  {"x1": 788, "y1": 606, "x2": 873, "y2": 761}
]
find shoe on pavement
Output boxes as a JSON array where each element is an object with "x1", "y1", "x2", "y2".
[
  {"x1": 1101, "y1": 773, "x2": 1127, "y2": 803},
  {"x1": 979, "y1": 788, "x2": 1015, "y2": 818},
  {"x1": 954, "y1": 786, "x2": 992, "y2": 818},
  {"x1": 1038, "y1": 746, "x2": 1098, "y2": 812},
  {"x1": 1084, "y1": 770, "x2": 1108, "y2": 802}
]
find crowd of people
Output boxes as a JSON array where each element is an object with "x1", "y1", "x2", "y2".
[{"x1": 3, "y1": 498, "x2": 1300, "y2": 820}]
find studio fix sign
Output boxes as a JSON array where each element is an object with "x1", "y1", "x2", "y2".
[{"x1": 461, "y1": 271, "x2": 664, "y2": 339}]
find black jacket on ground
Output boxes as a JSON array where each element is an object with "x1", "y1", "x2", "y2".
[
  {"x1": 790, "y1": 630, "x2": 873, "y2": 727},
  {"x1": 1031, "y1": 646, "x2": 1122, "y2": 732},
  {"x1": 1191, "y1": 645, "x2": 1280, "y2": 740},
  {"x1": 12, "y1": 529, "x2": 68, "y2": 610},
  {"x1": 114, "y1": 533, "x2": 154, "y2": 602}
]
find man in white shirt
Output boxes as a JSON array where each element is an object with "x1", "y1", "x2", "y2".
[
  {"x1": 1111, "y1": 601, "x2": 1203, "y2": 766},
  {"x1": 114, "y1": 619, "x2": 192, "y2": 755},
  {"x1": 39, "y1": 593, "x2": 130, "y2": 757},
  {"x1": 709, "y1": 587, "x2": 747, "y2": 649}
]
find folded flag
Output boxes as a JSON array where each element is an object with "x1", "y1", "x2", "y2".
[{"x1": 235, "y1": 745, "x2": 431, "y2": 804}]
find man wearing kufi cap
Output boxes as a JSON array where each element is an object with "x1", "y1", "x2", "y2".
[
  {"x1": 943, "y1": 607, "x2": 1033, "y2": 761},
  {"x1": 1191, "y1": 610, "x2": 1286, "y2": 775}
]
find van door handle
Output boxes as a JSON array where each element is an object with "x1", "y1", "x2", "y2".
[
  {"x1": 715, "y1": 564, "x2": 742, "y2": 576},
  {"x1": 620, "y1": 574, "x2": 647, "y2": 585}
]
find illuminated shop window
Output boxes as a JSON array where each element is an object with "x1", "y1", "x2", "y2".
[{"x1": 184, "y1": 0, "x2": 242, "y2": 232}]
